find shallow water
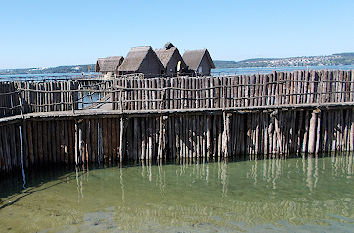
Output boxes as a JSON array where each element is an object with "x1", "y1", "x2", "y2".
[{"x1": 0, "y1": 155, "x2": 354, "y2": 232}]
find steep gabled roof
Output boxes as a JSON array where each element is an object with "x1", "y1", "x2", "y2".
[
  {"x1": 118, "y1": 46, "x2": 163, "y2": 72},
  {"x1": 182, "y1": 49, "x2": 215, "y2": 71},
  {"x1": 154, "y1": 48, "x2": 185, "y2": 69},
  {"x1": 164, "y1": 42, "x2": 174, "y2": 49},
  {"x1": 155, "y1": 43, "x2": 186, "y2": 69},
  {"x1": 155, "y1": 47, "x2": 176, "y2": 68},
  {"x1": 95, "y1": 56, "x2": 124, "y2": 72}
]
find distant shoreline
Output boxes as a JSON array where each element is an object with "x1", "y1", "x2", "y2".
[
  {"x1": 1, "y1": 64, "x2": 354, "y2": 77},
  {"x1": 1, "y1": 52, "x2": 353, "y2": 76},
  {"x1": 212, "y1": 64, "x2": 354, "y2": 76},
  {"x1": 1, "y1": 65, "x2": 353, "y2": 82}
]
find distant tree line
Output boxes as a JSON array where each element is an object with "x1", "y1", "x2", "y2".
[
  {"x1": 0, "y1": 64, "x2": 96, "y2": 75},
  {"x1": 1, "y1": 53, "x2": 353, "y2": 75},
  {"x1": 214, "y1": 52, "x2": 354, "y2": 68}
]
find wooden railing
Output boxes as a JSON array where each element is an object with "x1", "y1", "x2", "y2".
[
  {"x1": 0, "y1": 70, "x2": 353, "y2": 119},
  {"x1": 112, "y1": 70, "x2": 354, "y2": 111},
  {"x1": 0, "y1": 82, "x2": 22, "y2": 117},
  {"x1": 0, "y1": 79, "x2": 112, "y2": 118}
]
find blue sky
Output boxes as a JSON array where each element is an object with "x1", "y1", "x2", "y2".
[{"x1": 1, "y1": 0, "x2": 354, "y2": 69}]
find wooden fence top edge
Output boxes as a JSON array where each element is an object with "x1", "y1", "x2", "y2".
[{"x1": 1, "y1": 102, "x2": 354, "y2": 125}]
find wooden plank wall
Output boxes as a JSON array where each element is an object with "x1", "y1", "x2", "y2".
[
  {"x1": 1, "y1": 70, "x2": 353, "y2": 118},
  {"x1": 15, "y1": 81, "x2": 80, "y2": 113},
  {"x1": 0, "y1": 82, "x2": 21, "y2": 117},
  {"x1": 112, "y1": 70, "x2": 354, "y2": 111},
  {"x1": 0, "y1": 79, "x2": 112, "y2": 117},
  {"x1": 1, "y1": 108, "x2": 354, "y2": 175}
]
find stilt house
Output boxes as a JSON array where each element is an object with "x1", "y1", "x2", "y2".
[
  {"x1": 155, "y1": 42, "x2": 187, "y2": 76},
  {"x1": 95, "y1": 56, "x2": 124, "y2": 75},
  {"x1": 118, "y1": 46, "x2": 164, "y2": 77},
  {"x1": 182, "y1": 49, "x2": 215, "y2": 76}
]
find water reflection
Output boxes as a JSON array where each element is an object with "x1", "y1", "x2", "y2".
[
  {"x1": 75, "y1": 165, "x2": 88, "y2": 202},
  {"x1": 120, "y1": 164, "x2": 125, "y2": 202},
  {"x1": 1, "y1": 154, "x2": 353, "y2": 232},
  {"x1": 139, "y1": 154, "x2": 354, "y2": 198},
  {"x1": 136, "y1": 154, "x2": 353, "y2": 198}
]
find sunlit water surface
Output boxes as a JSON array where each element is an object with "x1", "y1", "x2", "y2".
[{"x1": 0, "y1": 155, "x2": 353, "y2": 232}]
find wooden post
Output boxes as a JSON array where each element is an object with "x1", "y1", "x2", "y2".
[
  {"x1": 26, "y1": 121, "x2": 34, "y2": 166},
  {"x1": 133, "y1": 118, "x2": 139, "y2": 161},
  {"x1": 119, "y1": 117, "x2": 125, "y2": 163},
  {"x1": 157, "y1": 116, "x2": 164, "y2": 160},
  {"x1": 75, "y1": 120, "x2": 78, "y2": 165},
  {"x1": 308, "y1": 109, "x2": 319, "y2": 154},
  {"x1": 141, "y1": 118, "x2": 146, "y2": 160},
  {"x1": 222, "y1": 112, "x2": 231, "y2": 157}
]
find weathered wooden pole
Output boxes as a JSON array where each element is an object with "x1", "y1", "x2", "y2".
[
  {"x1": 119, "y1": 117, "x2": 126, "y2": 163},
  {"x1": 308, "y1": 109, "x2": 320, "y2": 154},
  {"x1": 222, "y1": 112, "x2": 231, "y2": 157},
  {"x1": 74, "y1": 120, "x2": 79, "y2": 165}
]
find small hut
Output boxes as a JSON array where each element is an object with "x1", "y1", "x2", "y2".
[
  {"x1": 155, "y1": 42, "x2": 187, "y2": 76},
  {"x1": 95, "y1": 56, "x2": 124, "y2": 75},
  {"x1": 182, "y1": 49, "x2": 215, "y2": 76},
  {"x1": 118, "y1": 46, "x2": 164, "y2": 77}
]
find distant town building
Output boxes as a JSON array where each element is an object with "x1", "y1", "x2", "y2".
[
  {"x1": 118, "y1": 46, "x2": 164, "y2": 77},
  {"x1": 183, "y1": 49, "x2": 215, "y2": 76},
  {"x1": 155, "y1": 42, "x2": 187, "y2": 76},
  {"x1": 95, "y1": 56, "x2": 124, "y2": 75}
]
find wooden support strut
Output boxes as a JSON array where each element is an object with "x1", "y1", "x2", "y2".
[
  {"x1": 222, "y1": 112, "x2": 231, "y2": 157},
  {"x1": 119, "y1": 116, "x2": 127, "y2": 163}
]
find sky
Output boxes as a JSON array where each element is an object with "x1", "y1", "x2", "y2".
[{"x1": 0, "y1": 0, "x2": 354, "y2": 69}]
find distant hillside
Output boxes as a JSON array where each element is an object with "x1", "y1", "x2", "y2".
[
  {"x1": 1, "y1": 52, "x2": 353, "y2": 75},
  {"x1": 214, "y1": 52, "x2": 354, "y2": 68},
  {"x1": 0, "y1": 64, "x2": 95, "y2": 75}
]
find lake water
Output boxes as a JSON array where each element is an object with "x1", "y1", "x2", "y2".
[
  {"x1": 0, "y1": 65, "x2": 353, "y2": 81},
  {"x1": 212, "y1": 65, "x2": 354, "y2": 76},
  {"x1": 1, "y1": 154, "x2": 353, "y2": 232},
  {"x1": 0, "y1": 72, "x2": 97, "y2": 82}
]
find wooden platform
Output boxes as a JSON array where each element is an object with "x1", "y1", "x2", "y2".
[{"x1": 0, "y1": 70, "x2": 354, "y2": 174}]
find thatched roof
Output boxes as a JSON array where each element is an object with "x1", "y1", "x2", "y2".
[
  {"x1": 95, "y1": 56, "x2": 124, "y2": 72},
  {"x1": 182, "y1": 49, "x2": 215, "y2": 71},
  {"x1": 118, "y1": 46, "x2": 163, "y2": 72},
  {"x1": 155, "y1": 44, "x2": 186, "y2": 69},
  {"x1": 164, "y1": 42, "x2": 174, "y2": 49}
]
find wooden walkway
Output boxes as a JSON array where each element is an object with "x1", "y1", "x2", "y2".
[
  {"x1": 0, "y1": 69, "x2": 353, "y2": 123},
  {"x1": 0, "y1": 70, "x2": 354, "y2": 175}
]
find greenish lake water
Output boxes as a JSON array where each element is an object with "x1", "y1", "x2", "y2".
[{"x1": 0, "y1": 155, "x2": 353, "y2": 232}]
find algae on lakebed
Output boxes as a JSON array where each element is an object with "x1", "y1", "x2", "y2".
[{"x1": 0, "y1": 155, "x2": 353, "y2": 232}]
